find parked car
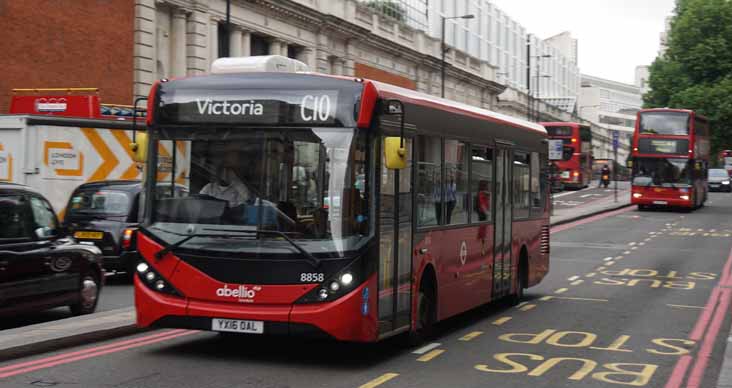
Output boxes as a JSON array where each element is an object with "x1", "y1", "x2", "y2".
[
  {"x1": 63, "y1": 180, "x2": 188, "y2": 276},
  {"x1": 0, "y1": 183, "x2": 103, "y2": 316},
  {"x1": 708, "y1": 168, "x2": 732, "y2": 192}
]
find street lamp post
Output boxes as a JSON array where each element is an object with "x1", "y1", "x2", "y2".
[
  {"x1": 441, "y1": 14, "x2": 474, "y2": 98},
  {"x1": 533, "y1": 53, "x2": 551, "y2": 122}
]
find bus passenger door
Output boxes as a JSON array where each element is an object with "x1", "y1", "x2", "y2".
[
  {"x1": 493, "y1": 147, "x2": 512, "y2": 298},
  {"x1": 378, "y1": 137, "x2": 413, "y2": 335}
]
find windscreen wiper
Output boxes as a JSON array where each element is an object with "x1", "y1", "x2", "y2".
[
  {"x1": 202, "y1": 228, "x2": 320, "y2": 267},
  {"x1": 153, "y1": 232, "x2": 254, "y2": 260}
]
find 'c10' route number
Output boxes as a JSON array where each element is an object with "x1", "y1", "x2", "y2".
[{"x1": 300, "y1": 95, "x2": 332, "y2": 122}]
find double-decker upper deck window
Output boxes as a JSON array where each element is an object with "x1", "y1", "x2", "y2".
[
  {"x1": 639, "y1": 112, "x2": 690, "y2": 135},
  {"x1": 444, "y1": 140, "x2": 468, "y2": 225},
  {"x1": 546, "y1": 126, "x2": 573, "y2": 137}
]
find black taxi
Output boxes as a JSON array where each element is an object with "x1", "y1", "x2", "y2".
[{"x1": 0, "y1": 183, "x2": 103, "y2": 316}]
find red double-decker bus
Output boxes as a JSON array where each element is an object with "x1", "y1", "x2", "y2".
[
  {"x1": 630, "y1": 108, "x2": 710, "y2": 210},
  {"x1": 131, "y1": 57, "x2": 550, "y2": 342},
  {"x1": 541, "y1": 122, "x2": 592, "y2": 189}
]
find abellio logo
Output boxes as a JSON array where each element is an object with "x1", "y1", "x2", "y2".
[{"x1": 215, "y1": 284, "x2": 261, "y2": 302}]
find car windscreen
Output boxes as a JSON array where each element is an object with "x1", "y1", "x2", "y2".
[
  {"x1": 0, "y1": 195, "x2": 32, "y2": 240},
  {"x1": 709, "y1": 169, "x2": 729, "y2": 178},
  {"x1": 68, "y1": 189, "x2": 132, "y2": 216}
]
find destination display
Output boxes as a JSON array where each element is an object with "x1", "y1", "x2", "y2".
[
  {"x1": 157, "y1": 90, "x2": 343, "y2": 126},
  {"x1": 638, "y1": 138, "x2": 690, "y2": 155}
]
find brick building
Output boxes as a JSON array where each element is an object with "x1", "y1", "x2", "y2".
[{"x1": 0, "y1": 0, "x2": 135, "y2": 112}]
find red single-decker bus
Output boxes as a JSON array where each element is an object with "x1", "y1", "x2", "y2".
[{"x1": 132, "y1": 57, "x2": 550, "y2": 343}]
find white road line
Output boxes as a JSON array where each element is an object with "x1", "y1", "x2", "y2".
[
  {"x1": 603, "y1": 257, "x2": 614, "y2": 262},
  {"x1": 568, "y1": 276, "x2": 580, "y2": 281},
  {"x1": 413, "y1": 342, "x2": 442, "y2": 355}
]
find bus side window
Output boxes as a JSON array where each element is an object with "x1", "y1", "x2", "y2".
[
  {"x1": 530, "y1": 152, "x2": 542, "y2": 211},
  {"x1": 416, "y1": 135, "x2": 442, "y2": 227},
  {"x1": 470, "y1": 146, "x2": 493, "y2": 223},
  {"x1": 444, "y1": 140, "x2": 468, "y2": 226}
]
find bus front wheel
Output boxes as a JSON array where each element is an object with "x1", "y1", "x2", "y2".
[{"x1": 409, "y1": 279, "x2": 436, "y2": 345}]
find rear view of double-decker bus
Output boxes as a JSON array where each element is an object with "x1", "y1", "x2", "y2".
[
  {"x1": 541, "y1": 122, "x2": 592, "y2": 189},
  {"x1": 131, "y1": 56, "x2": 550, "y2": 343},
  {"x1": 630, "y1": 108, "x2": 710, "y2": 210}
]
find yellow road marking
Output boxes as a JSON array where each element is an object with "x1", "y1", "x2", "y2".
[
  {"x1": 520, "y1": 304, "x2": 537, "y2": 311},
  {"x1": 629, "y1": 242, "x2": 637, "y2": 246},
  {"x1": 597, "y1": 266, "x2": 607, "y2": 271},
  {"x1": 570, "y1": 280, "x2": 584, "y2": 286},
  {"x1": 539, "y1": 296, "x2": 554, "y2": 301},
  {"x1": 586, "y1": 272, "x2": 597, "y2": 278},
  {"x1": 516, "y1": 301, "x2": 528, "y2": 308},
  {"x1": 552, "y1": 296, "x2": 609, "y2": 302},
  {"x1": 459, "y1": 331, "x2": 484, "y2": 341},
  {"x1": 605, "y1": 261, "x2": 616, "y2": 266},
  {"x1": 360, "y1": 373, "x2": 400, "y2": 388},
  {"x1": 555, "y1": 288, "x2": 569, "y2": 294},
  {"x1": 417, "y1": 349, "x2": 445, "y2": 362},
  {"x1": 603, "y1": 257, "x2": 614, "y2": 262},
  {"x1": 667, "y1": 304, "x2": 706, "y2": 310},
  {"x1": 493, "y1": 317, "x2": 513, "y2": 326},
  {"x1": 568, "y1": 275, "x2": 580, "y2": 281},
  {"x1": 631, "y1": 247, "x2": 638, "y2": 250}
]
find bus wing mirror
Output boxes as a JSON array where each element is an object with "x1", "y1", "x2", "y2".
[
  {"x1": 382, "y1": 99, "x2": 407, "y2": 170},
  {"x1": 130, "y1": 131, "x2": 148, "y2": 163},
  {"x1": 384, "y1": 137, "x2": 407, "y2": 170}
]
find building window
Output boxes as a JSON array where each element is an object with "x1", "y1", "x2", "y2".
[
  {"x1": 416, "y1": 136, "x2": 442, "y2": 228},
  {"x1": 251, "y1": 35, "x2": 270, "y2": 56},
  {"x1": 471, "y1": 145, "x2": 493, "y2": 223},
  {"x1": 287, "y1": 45, "x2": 303, "y2": 60},
  {"x1": 217, "y1": 22, "x2": 229, "y2": 58},
  {"x1": 444, "y1": 140, "x2": 468, "y2": 225}
]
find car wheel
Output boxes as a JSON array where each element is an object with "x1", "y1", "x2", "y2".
[{"x1": 70, "y1": 274, "x2": 100, "y2": 316}]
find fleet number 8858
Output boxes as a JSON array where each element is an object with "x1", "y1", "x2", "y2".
[{"x1": 300, "y1": 273, "x2": 325, "y2": 282}]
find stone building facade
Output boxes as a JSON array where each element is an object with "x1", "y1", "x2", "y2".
[{"x1": 133, "y1": 0, "x2": 505, "y2": 108}]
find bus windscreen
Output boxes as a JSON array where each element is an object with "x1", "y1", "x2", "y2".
[
  {"x1": 639, "y1": 112, "x2": 690, "y2": 135},
  {"x1": 632, "y1": 158, "x2": 691, "y2": 187}
]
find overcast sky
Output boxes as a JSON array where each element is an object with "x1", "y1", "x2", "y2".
[{"x1": 491, "y1": 0, "x2": 676, "y2": 85}]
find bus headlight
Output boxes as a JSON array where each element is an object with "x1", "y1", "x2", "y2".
[
  {"x1": 680, "y1": 195, "x2": 690, "y2": 200},
  {"x1": 633, "y1": 193, "x2": 642, "y2": 198},
  {"x1": 723, "y1": 181, "x2": 730, "y2": 185},
  {"x1": 136, "y1": 259, "x2": 182, "y2": 297},
  {"x1": 295, "y1": 258, "x2": 368, "y2": 304},
  {"x1": 340, "y1": 272, "x2": 354, "y2": 286}
]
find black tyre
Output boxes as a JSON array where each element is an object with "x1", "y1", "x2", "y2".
[
  {"x1": 69, "y1": 273, "x2": 101, "y2": 316},
  {"x1": 408, "y1": 287, "x2": 435, "y2": 346},
  {"x1": 508, "y1": 264, "x2": 526, "y2": 306}
]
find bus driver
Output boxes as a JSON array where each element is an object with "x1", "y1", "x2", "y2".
[{"x1": 199, "y1": 152, "x2": 255, "y2": 207}]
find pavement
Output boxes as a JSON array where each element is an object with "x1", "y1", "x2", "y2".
[{"x1": 6, "y1": 187, "x2": 732, "y2": 388}]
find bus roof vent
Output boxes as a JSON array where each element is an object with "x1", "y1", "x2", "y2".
[{"x1": 211, "y1": 55, "x2": 310, "y2": 74}]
